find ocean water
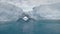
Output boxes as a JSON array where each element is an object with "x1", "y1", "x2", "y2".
[{"x1": 0, "y1": 19, "x2": 60, "y2": 34}]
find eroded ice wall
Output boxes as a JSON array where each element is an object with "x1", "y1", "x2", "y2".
[
  {"x1": 0, "y1": 2, "x2": 23, "y2": 21},
  {"x1": 32, "y1": 3, "x2": 60, "y2": 20},
  {"x1": 0, "y1": 0, "x2": 60, "y2": 21}
]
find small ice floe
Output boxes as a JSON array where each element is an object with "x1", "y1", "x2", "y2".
[{"x1": 23, "y1": 16, "x2": 28, "y2": 21}]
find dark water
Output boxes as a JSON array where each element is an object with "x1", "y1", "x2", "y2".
[{"x1": 0, "y1": 20, "x2": 60, "y2": 34}]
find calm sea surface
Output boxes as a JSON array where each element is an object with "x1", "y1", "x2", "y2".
[{"x1": 0, "y1": 20, "x2": 60, "y2": 34}]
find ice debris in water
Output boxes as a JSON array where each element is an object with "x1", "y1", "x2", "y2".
[{"x1": 23, "y1": 16, "x2": 28, "y2": 21}]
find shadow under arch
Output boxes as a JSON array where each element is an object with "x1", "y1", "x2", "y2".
[{"x1": 17, "y1": 13, "x2": 36, "y2": 23}]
